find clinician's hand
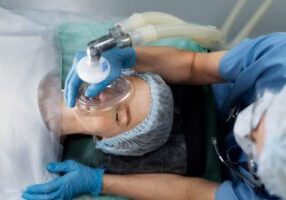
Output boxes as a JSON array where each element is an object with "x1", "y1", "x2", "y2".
[
  {"x1": 22, "y1": 160, "x2": 104, "y2": 200},
  {"x1": 64, "y1": 47, "x2": 136, "y2": 108}
]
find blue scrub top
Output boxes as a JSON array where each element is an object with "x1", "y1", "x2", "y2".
[{"x1": 212, "y1": 32, "x2": 286, "y2": 200}]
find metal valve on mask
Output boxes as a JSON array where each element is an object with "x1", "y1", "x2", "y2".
[{"x1": 76, "y1": 26, "x2": 132, "y2": 85}]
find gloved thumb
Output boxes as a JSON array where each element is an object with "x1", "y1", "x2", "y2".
[
  {"x1": 47, "y1": 160, "x2": 78, "y2": 174},
  {"x1": 84, "y1": 82, "x2": 109, "y2": 98},
  {"x1": 102, "y1": 47, "x2": 136, "y2": 69},
  {"x1": 74, "y1": 50, "x2": 87, "y2": 63}
]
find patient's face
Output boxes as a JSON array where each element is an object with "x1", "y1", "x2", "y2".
[{"x1": 62, "y1": 76, "x2": 151, "y2": 138}]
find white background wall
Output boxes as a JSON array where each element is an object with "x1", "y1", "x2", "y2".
[{"x1": 1, "y1": 0, "x2": 285, "y2": 41}]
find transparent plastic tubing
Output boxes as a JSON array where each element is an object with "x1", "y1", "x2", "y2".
[
  {"x1": 116, "y1": 12, "x2": 187, "y2": 32},
  {"x1": 128, "y1": 24, "x2": 222, "y2": 49}
]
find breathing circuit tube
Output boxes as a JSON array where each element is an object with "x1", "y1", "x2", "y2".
[
  {"x1": 116, "y1": 12, "x2": 187, "y2": 32},
  {"x1": 128, "y1": 24, "x2": 221, "y2": 48},
  {"x1": 116, "y1": 12, "x2": 223, "y2": 48},
  {"x1": 79, "y1": 12, "x2": 222, "y2": 86}
]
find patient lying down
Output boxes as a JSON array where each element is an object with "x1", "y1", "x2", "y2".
[
  {"x1": 0, "y1": 8, "x2": 172, "y2": 198},
  {"x1": 39, "y1": 70, "x2": 174, "y2": 156},
  {"x1": 1, "y1": 66, "x2": 173, "y2": 199}
]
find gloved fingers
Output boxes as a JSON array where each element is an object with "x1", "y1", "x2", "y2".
[
  {"x1": 102, "y1": 47, "x2": 136, "y2": 69},
  {"x1": 47, "y1": 160, "x2": 78, "y2": 173},
  {"x1": 73, "y1": 50, "x2": 86, "y2": 63},
  {"x1": 85, "y1": 58, "x2": 121, "y2": 98},
  {"x1": 22, "y1": 189, "x2": 62, "y2": 200},
  {"x1": 64, "y1": 51, "x2": 86, "y2": 107},
  {"x1": 24, "y1": 179, "x2": 62, "y2": 194},
  {"x1": 84, "y1": 82, "x2": 109, "y2": 98},
  {"x1": 64, "y1": 51, "x2": 85, "y2": 96},
  {"x1": 120, "y1": 47, "x2": 137, "y2": 68},
  {"x1": 22, "y1": 192, "x2": 47, "y2": 200},
  {"x1": 66, "y1": 71, "x2": 82, "y2": 108}
]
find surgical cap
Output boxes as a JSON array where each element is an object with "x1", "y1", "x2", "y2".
[
  {"x1": 95, "y1": 71, "x2": 174, "y2": 156},
  {"x1": 258, "y1": 85, "x2": 286, "y2": 199}
]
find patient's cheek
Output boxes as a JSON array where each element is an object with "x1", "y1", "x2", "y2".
[{"x1": 78, "y1": 112, "x2": 122, "y2": 138}]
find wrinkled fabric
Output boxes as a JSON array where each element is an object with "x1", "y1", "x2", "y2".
[
  {"x1": 0, "y1": 7, "x2": 45, "y2": 33},
  {"x1": 214, "y1": 33, "x2": 286, "y2": 200},
  {"x1": 213, "y1": 33, "x2": 286, "y2": 117},
  {"x1": 0, "y1": 8, "x2": 62, "y2": 199}
]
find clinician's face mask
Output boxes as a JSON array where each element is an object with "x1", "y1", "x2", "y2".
[{"x1": 234, "y1": 92, "x2": 274, "y2": 160}]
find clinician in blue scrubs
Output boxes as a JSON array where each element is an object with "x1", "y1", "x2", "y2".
[
  {"x1": 211, "y1": 32, "x2": 286, "y2": 200},
  {"x1": 23, "y1": 33, "x2": 286, "y2": 200}
]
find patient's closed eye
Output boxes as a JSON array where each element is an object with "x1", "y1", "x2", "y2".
[
  {"x1": 115, "y1": 107, "x2": 130, "y2": 128},
  {"x1": 115, "y1": 112, "x2": 119, "y2": 123}
]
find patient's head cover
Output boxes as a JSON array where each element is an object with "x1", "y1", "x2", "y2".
[{"x1": 96, "y1": 71, "x2": 174, "y2": 156}]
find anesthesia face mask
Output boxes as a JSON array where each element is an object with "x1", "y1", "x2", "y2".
[{"x1": 75, "y1": 77, "x2": 135, "y2": 116}]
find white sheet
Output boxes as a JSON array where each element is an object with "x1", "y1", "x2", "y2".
[
  {"x1": 0, "y1": 7, "x2": 61, "y2": 199},
  {"x1": 0, "y1": 7, "x2": 45, "y2": 33}
]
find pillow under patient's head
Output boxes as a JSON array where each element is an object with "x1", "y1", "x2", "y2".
[{"x1": 96, "y1": 71, "x2": 174, "y2": 156}]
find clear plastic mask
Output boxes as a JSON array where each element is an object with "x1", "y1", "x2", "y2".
[{"x1": 76, "y1": 77, "x2": 134, "y2": 115}]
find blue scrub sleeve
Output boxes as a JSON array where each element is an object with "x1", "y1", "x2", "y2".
[
  {"x1": 216, "y1": 180, "x2": 262, "y2": 200},
  {"x1": 213, "y1": 32, "x2": 286, "y2": 113}
]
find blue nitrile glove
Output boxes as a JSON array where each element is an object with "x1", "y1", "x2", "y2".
[
  {"x1": 22, "y1": 160, "x2": 104, "y2": 200},
  {"x1": 64, "y1": 47, "x2": 136, "y2": 108}
]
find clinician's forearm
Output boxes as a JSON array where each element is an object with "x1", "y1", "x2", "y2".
[
  {"x1": 134, "y1": 47, "x2": 225, "y2": 84},
  {"x1": 188, "y1": 51, "x2": 226, "y2": 84},
  {"x1": 102, "y1": 174, "x2": 218, "y2": 200}
]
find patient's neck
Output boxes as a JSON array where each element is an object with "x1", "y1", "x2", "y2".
[{"x1": 61, "y1": 102, "x2": 85, "y2": 135}]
